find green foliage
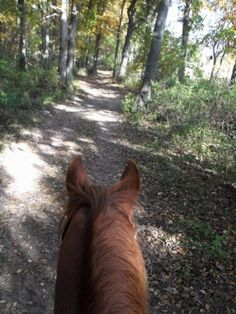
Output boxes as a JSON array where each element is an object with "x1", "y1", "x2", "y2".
[
  {"x1": 99, "y1": 36, "x2": 117, "y2": 70},
  {"x1": 123, "y1": 68, "x2": 141, "y2": 91},
  {"x1": 150, "y1": 79, "x2": 235, "y2": 127},
  {"x1": 150, "y1": 80, "x2": 236, "y2": 179},
  {"x1": 186, "y1": 218, "x2": 212, "y2": 240},
  {"x1": 124, "y1": 79, "x2": 236, "y2": 180},
  {"x1": 123, "y1": 93, "x2": 136, "y2": 113},
  {"x1": 123, "y1": 93, "x2": 144, "y2": 124},
  {"x1": 0, "y1": 58, "x2": 60, "y2": 112},
  {"x1": 157, "y1": 31, "x2": 182, "y2": 81},
  {"x1": 181, "y1": 218, "x2": 229, "y2": 259}
]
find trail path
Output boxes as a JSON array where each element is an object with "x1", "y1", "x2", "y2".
[{"x1": 0, "y1": 71, "x2": 235, "y2": 313}]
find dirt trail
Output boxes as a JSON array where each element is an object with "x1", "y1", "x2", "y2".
[
  {"x1": 0, "y1": 71, "x2": 145, "y2": 313},
  {"x1": 0, "y1": 71, "x2": 235, "y2": 314}
]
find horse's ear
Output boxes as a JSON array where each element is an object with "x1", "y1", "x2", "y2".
[
  {"x1": 120, "y1": 160, "x2": 140, "y2": 194},
  {"x1": 66, "y1": 156, "x2": 88, "y2": 193},
  {"x1": 110, "y1": 160, "x2": 140, "y2": 196}
]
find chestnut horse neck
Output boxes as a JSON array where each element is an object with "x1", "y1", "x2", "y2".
[{"x1": 54, "y1": 158, "x2": 148, "y2": 314}]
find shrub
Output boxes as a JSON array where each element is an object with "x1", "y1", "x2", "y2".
[
  {"x1": 0, "y1": 59, "x2": 60, "y2": 111},
  {"x1": 150, "y1": 79, "x2": 236, "y2": 132},
  {"x1": 180, "y1": 218, "x2": 230, "y2": 259},
  {"x1": 123, "y1": 93, "x2": 136, "y2": 114},
  {"x1": 123, "y1": 79, "x2": 236, "y2": 180}
]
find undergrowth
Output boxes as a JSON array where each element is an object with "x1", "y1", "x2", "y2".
[
  {"x1": 179, "y1": 217, "x2": 232, "y2": 259},
  {"x1": 0, "y1": 58, "x2": 63, "y2": 127},
  {"x1": 123, "y1": 79, "x2": 236, "y2": 181}
]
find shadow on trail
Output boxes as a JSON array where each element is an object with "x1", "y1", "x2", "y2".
[
  {"x1": 0, "y1": 214, "x2": 58, "y2": 313},
  {"x1": 0, "y1": 71, "x2": 235, "y2": 313}
]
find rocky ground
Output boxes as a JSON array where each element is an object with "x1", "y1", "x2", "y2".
[{"x1": 0, "y1": 71, "x2": 235, "y2": 313}]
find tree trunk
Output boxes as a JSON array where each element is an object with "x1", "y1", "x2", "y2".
[
  {"x1": 18, "y1": 0, "x2": 27, "y2": 71},
  {"x1": 41, "y1": 24, "x2": 50, "y2": 69},
  {"x1": 93, "y1": 33, "x2": 101, "y2": 74},
  {"x1": 59, "y1": 0, "x2": 69, "y2": 85},
  {"x1": 82, "y1": 0, "x2": 94, "y2": 71},
  {"x1": 0, "y1": 22, "x2": 5, "y2": 57},
  {"x1": 41, "y1": 1, "x2": 50, "y2": 69},
  {"x1": 85, "y1": 37, "x2": 92, "y2": 70},
  {"x1": 134, "y1": 0, "x2": 171, "y2": 111},
  {"x1": 178, "y1": 0, "x2": 191, "y2": 82},
  {"x1": 117, "y1": 0, "x2": 138, "y2": 81},
  {"x1": 210, "y1": 56, "x2": 217, "y2": 81},
  {"x1": 112, "y1": 0, "x2": 126, "y2": 78},
  {"x1": 230, "y1": 59, "x2": 236, "y2": 85},
  {"x1": 209, "y1": 42, "x2": 220, "y2": 81},
  {"x1": 92, "y1": 0, "x2": 106, "y2": 75},
  {"x1": 51, "y1": 0, "x2": 58, "y2": 65},
  {"x1": 66, "y1": 4, "x2": 79, "y2": 86},
  {"x1": 215, "y1": 50, "x2": 226, "y2": 78}
]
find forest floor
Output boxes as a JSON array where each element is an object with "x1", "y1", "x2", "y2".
[{"x1": 0, "y1": 71, "x2": 235, "y2": 313}]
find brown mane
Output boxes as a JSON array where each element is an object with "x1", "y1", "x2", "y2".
[{"x1": 54, "y1": 157, "x2": 148, "y2": 314}]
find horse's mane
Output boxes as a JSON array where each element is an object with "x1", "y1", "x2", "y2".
[{"x1": 55, "y1": 157, "x2": 148, "y2": 314}]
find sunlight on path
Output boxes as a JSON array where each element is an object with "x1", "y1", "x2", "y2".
[
  {"x1": 0, "y1": 142, "x2": 47, "y2": 195},
  {"x1": 0, "y1": 71, "x2": 126, "y2": 314},
  {"x1": 0, "y1": 72, "x2": 193, "y2": 313},
  {"x1": 55, "y1": 103, "x2": 119, "y2": 123}
]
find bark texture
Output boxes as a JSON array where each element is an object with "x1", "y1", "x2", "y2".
[
  {"x1": 92, "y1": 0, "x2": 106, "y2": 74},
  {"x1": 66, "y1": 4, "x2": 79, "y2": 86},
  {"x1": 41, "y1": 1, "x2": 50, "y2": 69},
  {"x1": 117, "y1": 0, "x2": 138, "y2": 80},
  {"x1": 18, "y1": 0, "x2": 27, "y2": 71},
  {"x1": 230, "y1": 59, "x2": 236, "y2": 85},
  {"x1": 134, "y1": 0, "x2": 171, "y2": 111},
  {"x1": 178, "y1": 0, "x2": 191, "y2": 82},
  {"x1": 113, "y1": 0, "x2": 126, "y2": 78},
  {"x1": 59, "y1": 0, "x2": 69, "y2": 85}
]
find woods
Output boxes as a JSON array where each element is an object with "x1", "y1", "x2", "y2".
[
  {"x1": 0, "y1": 1, "x2": 236, "y2": 313},
  {"x1": 0, "y1": 0, "x2": 235, "y2": 182},
  {"x1": 1, "y1": 1, "x2": 235, "y2": 86},
  {"x1": 0, "y1": 0, "x2": 235, "y2": 189}
]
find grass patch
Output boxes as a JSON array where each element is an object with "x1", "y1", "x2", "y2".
[{"x1": 179, "y1": 218, "x2": 232, "y2": 259}]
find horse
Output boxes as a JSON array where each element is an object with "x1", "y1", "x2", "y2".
[{"x1": 54, "y1": 157, "x2": 148, "y2": 314}]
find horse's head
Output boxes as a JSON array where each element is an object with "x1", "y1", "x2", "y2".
[
  {"x1": 55, "y1": 157, "x2": 148, "y2": 314},
  {"x1": 65, "y1": 156, "x2": 141, "y2": 223}
]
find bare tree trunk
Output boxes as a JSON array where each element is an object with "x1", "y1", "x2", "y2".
[
  {"x1": 134, "y1": 0, "x2": 171, "y2": 111},
  {"x1": 41, "y1": 1, "x2": 50, "y2": 69},
  {"x1": 51, "y1": 0, "x2": 58, "y2": 65},
  {"x1": 113, "y1": 0, "x2": 126, "y2": 78},
  {"x1": 230, "y1": 59, "x2": 236, "y2": 85},
  {"x1": 82, "y1": 0, "x2": 94, "y2": 70},
  {"x1": 209, "y1": 42, "x2": 219, "y2": 81},
  {"x1": 66, "y1": 3, "x2": 79, "y2": 86},
  {"x1": 92, "y1": 2, "x2": 103, "y2": 75},
  {"x1": 93, "y1": 33, "x2": 101, "y2": 74},
  {"x1": 59, "y1": 0, "x2": 68, "y2": 85},
  {"x1": 210, "y1": 56, "x2": 217, "y2": 81},
  {"x1": 215, "y1": 50, "x2": 226, "y2": 78},
  {"x1": 41, "y1": 25, "x2": 50, "y2": 69},
  {"x1": 117, "y1": 0, "x2": 138, "y2": 81},
  {"x1": 178, "y1": 0, "x2": 191, "y2": 82},
  {"x1": 0, "y1": 22, "x2": 5, "y2": 57},
  {"x1": 18, "y1": 0, "x2": 27, "y2": 71},
  {"x1": 85, "y1": 37, "x2": 92, "y2": 70},
  {"x1": 92, "y1": 0, "x2": 106, "y2": 74}
]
